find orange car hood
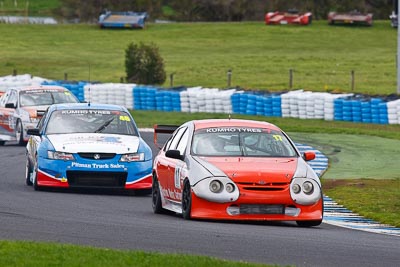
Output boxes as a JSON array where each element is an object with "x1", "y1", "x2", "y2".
[{"x1": 198, "y1": 157, "x2": 297, "y2": 183}]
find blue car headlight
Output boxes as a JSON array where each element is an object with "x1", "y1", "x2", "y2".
[
  {"x1": 120, "y1": 153, "x2": 145, "y2": 162},
  {"x1": 48, "y1": 151, "x2": 75, "y2": 161}
]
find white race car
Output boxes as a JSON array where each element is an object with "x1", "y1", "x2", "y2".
[{"x1": 0, "y1": 85, "x2": 79, "y2": 146}]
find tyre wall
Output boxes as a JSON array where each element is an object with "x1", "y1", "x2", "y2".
[{"x1": 1, "y1": 74, "x2": 399, "y2": 125}]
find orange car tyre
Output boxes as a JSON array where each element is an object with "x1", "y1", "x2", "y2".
[
  {"x1": 182, "y1": 180, "x2": 192, "y2": 220},
  {"x1": 296, "y1": 219, "x2": 323, "y2": 227},
  {"x1": 296, "y1": 192, "x2": 323, "y2": 227},
  {"x1": 152, "y1": 174, "x2": 164, "y2": 214}
]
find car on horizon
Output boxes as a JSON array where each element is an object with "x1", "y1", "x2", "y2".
[
  {"x1": 265, "y1": 9, "x2": 312, "y2": 25},
  {"x1": 25, "y1": 103, "x2": 152, "y2": 192},
  {"x1": 328, "y1": 10, "x2": 373, "y2": 26},
  {"x1": 152, "y1": 119, "x2": 323, "y2": 227},
  {"x1": 0, "y1": 85, "x2": 80, "y2": 146}
]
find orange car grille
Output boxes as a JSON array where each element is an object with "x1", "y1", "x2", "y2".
[
  {"x1": 236, "y1": 182, "x2": 289, "y2": 191},
  {"x1": 240, "y1": 204, "x2": 285, "y2": 214}
]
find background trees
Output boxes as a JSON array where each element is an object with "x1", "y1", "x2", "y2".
[{"x1": 58, "y1": 0, "x2": 395, "y2": 22}]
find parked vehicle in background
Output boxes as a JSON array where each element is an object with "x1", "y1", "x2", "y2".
[
  {"x1": 328, "y1": 10, "x2": 373, "y2": 26},
  {"x1": 0, "y1": 85, "x2": 79, "y2": 146},
  {"x1": 265, "y1": 9, "x2": 312, "y2": 25},
  {"x1": 152, "y1": 119, "x2": 323, "y2": 227},
  {"x1": 98, "y1": 11, "x2": 147, "y2": 29},
  {"x1": 25, "y1": 103, "x2": 153, "y2": 193}
]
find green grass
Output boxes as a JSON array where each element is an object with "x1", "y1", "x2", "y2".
[
  {"x1": 0, "y1": 241, "x2": 271, "y2": 267},
  {"x1": 289, "y1": 132, "x2": 400, "y2": 179},
  {"x1": 0, "y1": 21, "x2": 397, "y2": 94},
  {"x1": 323, "y1": 179, "x2": 400, "y2": 227}
]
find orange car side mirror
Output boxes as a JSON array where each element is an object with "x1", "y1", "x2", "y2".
[{"x1": 303, "y1": 151, "x2": 316, "y2": 161}]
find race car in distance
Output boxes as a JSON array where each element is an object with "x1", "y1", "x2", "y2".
[
  {"x1": 328, "y1": 10, "x2": 373, "y2": 26},
  {"x1": 26, "y1": 103, "x2": 153, "y2": 192},
  {"x1": 265, "y1": 10, "x2": 312, "y2": 25},
  {"x1": 0, "y1": 85, "x2": 79, "y2": 146},
  {"x1": 152, "y1": 119, "x2": 323, "y2": 227}
]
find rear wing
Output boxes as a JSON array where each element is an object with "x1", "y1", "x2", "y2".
[{"x1": 153, "y1": 124, "x2": 179, "y2": 149}]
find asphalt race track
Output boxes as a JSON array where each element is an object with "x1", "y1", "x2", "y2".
[{"x1": 0, "y1": 132, "x2": 399, "y2": 267}]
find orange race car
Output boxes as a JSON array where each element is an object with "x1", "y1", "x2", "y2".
[
  {"x1": 265, "y1": 10, "x2": 312, "y2": 25},
  {"x1": 152, "y1": 119, "x2": 323, "y2": 227},
  {"x1": 328, "y1": 10, "x2": 373, "y2": 26}
]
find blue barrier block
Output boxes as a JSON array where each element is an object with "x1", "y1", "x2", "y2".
[
  {"x1": 351, "y1": 100, "x2": 361, "y2": 107},
  {"x1": 343, "y1": 106, "x2": 352, "y2": 112},
  {"x1": 343, "y1": 116, "x2": 353, "y2": 121},
  {"x1": 370, "y1": 98, "x2": 382, "y2": 105}
]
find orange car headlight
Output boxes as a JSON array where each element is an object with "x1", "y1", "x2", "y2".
[
  {"x1": 290, "y1": 178, "x2": 321, "y2": 205},
  {"x1": 193, "y1": 177, "x2": 239, "y2": 203},
  {"x1": 209, "y1": 180, "x2": 223, "y2": 193}
]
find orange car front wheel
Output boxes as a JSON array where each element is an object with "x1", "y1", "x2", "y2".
[{"x1": 182, "y1": 180, "x2": 192, "y2": 220}]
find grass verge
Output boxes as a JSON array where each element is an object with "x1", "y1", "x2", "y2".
[
  {"x1": 323, "y1": 179, "x2": 400, "y2": 227},
  {"x1": 0, "y1": 240, "x2": 271, "y2": 267}
]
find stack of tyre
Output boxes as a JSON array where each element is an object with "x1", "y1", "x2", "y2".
[
  {"x1": 155, "y1": 89, "x2": 182, "y2": 112},
  {"x1": 0, "y1": 74, "x2": 49, "y2": 92},
  {"x1": 133, "y1": 85, "x2": 157, "y2": 110},
  {"x1": 83, "y1": 83, "x2": 135, "y2": 108},
  {"x1": 333, "y1": 96, "x2": 389, "y2": 124},
  {"x1": 281, "y1": 91, "x2": 350, "y2": 120},
  {"x1": 387, "y1": 99, "x2": 400, "y2": 124}
]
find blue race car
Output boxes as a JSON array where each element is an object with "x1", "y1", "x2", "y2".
[{"x1": 26, "y1": 103, "x2": 152, "y2": 192}]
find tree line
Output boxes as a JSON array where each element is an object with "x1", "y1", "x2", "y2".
[{"x1": 57, "y1": 0, "x2": 395, "y2": 22}]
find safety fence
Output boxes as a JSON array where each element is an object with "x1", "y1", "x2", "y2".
[{"x1": 1, "y1": 74, "x2": 400, "y2": 125}]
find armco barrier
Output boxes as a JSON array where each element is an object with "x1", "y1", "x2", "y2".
[{"x1": 1, "y1": 74, "x2": 399, "y2": 125}]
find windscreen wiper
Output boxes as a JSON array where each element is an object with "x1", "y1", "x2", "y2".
[{"x1": 94, "y1": 117, "x2": 115, "y2": 133}]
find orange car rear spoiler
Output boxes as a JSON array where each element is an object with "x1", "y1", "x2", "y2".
[{"x1": 153, "y1": 124, "x2": 179, "y2": 149}]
